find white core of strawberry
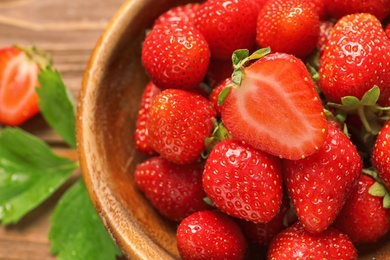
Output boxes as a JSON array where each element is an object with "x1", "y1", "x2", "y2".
[
  {"x1": 0, "y1": 52, "x2": 38, "y2": 116},
  {"x1": 224, "y1": 65, "x2": 325, "y2": 159}
]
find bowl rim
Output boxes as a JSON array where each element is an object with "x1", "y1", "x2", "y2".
[{"x1": 76, "y1": 0, "x2": 177, "y2": 259}]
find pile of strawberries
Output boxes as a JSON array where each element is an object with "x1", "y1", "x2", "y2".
[{"x1": 134, "y1": 0, "x2": 390, "y2": 259}]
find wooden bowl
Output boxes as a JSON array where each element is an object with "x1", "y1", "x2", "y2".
[{"x1": 76, "y1": 0, "x2": 390, "y2": 259}]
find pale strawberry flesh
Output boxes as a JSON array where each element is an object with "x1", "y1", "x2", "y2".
[{"x1": 221, "y1": 53, "x2": 328, "y2": 160}]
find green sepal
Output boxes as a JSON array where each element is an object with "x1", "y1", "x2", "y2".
[
  {"x1": 203, "y1": 197, "x2": 215, "y2": 207},
  {"x1": 368, "y1": 182, "x2": 387, "y2": 197},
  {"x1": 231, "y1": 47, "x2": 271, "y2": 86},
  {"x1": 218, "y1": 86, "x2": 232, "y2": 106},
  {"x1": 202, "y1": 122, "x2": 232, "y2": 159}
]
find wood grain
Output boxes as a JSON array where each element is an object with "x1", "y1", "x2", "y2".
[{"x1": 0, "y1": 0, "x2": 125, "y2": 258}]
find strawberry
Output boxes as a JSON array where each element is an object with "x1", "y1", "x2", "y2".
[
  {"x1": 317, "y1": 20, "x2": 335, "y2": 55},
  {"x1": 153, "y1": 3, "x2": 200, "y2": 27},
  {"x1": 202, "y1": 139, "x2": 283, "y2": 223},
  {"x1": 148, "y1": 88, "x2": 216, "y2": 164},
  {"x1": 236, "y1": 197, "x2": 295, "y2": 246},
  {"x1": 256, "y1": 0, "x2": 320, "y2": 59},
  {"x1": 134, "y1": 156, "x2": 211, "y2": 222},
  {"x1": 209, "y1": 78, "x2": 232, "y2": 116},
  {"x1": 268, "y1": 221, "x2": 357, "y2": 259},
  {"x1": 206, "y1": 58, "x2": 233, "y2": 88},
  {"x1": 333, "y1": 173, "x2": 390, "y2": 244},
  {"x1": 194, "y1": 0, "x2": 258, "y2": 60},
  {"x1": 176, "y1": 210, "x2": 247, "y2": 260},
  {"x1": 372, "y1": 120, "x2": 390, "y2": 190},
  {"x1": 318, "y1": 13, "x2": 390, "y2": 107},
  {"x1": 0, "y1": 45, "x2": 51, "y2": 126},
  {"x1": 141, "y1": 22, "x2": 210, "y2": 91},
  {"x1": 386, "y1": 23, "x2": 390, "y2": 39},
  {"x1": 134, "y1": 81, "x2": 161, "y2": 155},
  {"x1": 283, "y1": 122, "x2": 362, "y2": 234},
  {"x1": 324, "y1": 0, "x2": 390, "y2": 22},
  {"x1": 221, "y1": 49, "x2": 328, "y2": 160}
]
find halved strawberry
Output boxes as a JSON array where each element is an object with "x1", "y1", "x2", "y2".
[
  {"x1": 221, "y1": 49, "x2": 328, "y2": 160},
  {"x1": 0, "y1": 45, "x2": 51, "y2": 126}
]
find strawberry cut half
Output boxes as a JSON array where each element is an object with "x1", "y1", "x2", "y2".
[
  {"x1": 0, "y1": 46, "x2": 51, "y2": 126},
  {"x1": 221, "y1": 49, "x2": 328, "y2": 160}
]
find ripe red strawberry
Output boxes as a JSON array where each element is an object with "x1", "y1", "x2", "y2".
[
  {"x1": 319, "y1": 13, "x2": 390, "y2": 107},
  {"x1": 0, "y1": 45, "x2": 51, "y2": 126},
  {"x1": 135, "y1": 81, "x2": 161, "y2": 155},
  {"x1": 194, "y1": 0, "x2": 258, "y2": 60},
  {"x1": 236, "y1": 197, "x2": 295, "y2": 246},
  {"x1": 135, "y1": 156, "x2": 211, "y2": 222},
  {"x1": 333, "y1": 174, "x2": 390, "y2": 244},
  {"x1": 206, "y1": 58, "x2": 233, "y2": 88},
  {"x1": 141, "y1": 22, "x2": 210, "y2": 91},
  {"x1": 283, "y1": 122, "x2": 362, "y2": 234},
  {"x1": 203, "y1": 139, "x2": 283, "y2": 223},
  {"x1": 209, "y1": 78, "x2": 232, "y2": 116},
  {"x1": 153, "y1": 3, "x2": 200, "y2": 27},
  {"x1": 372, "y1": 120, "x2": 390, "y2": 190},
  {"x1": 324, "y1": 0, "x2": 390, "y2": 22},
  {"x1": 256, "y1": 0, "x2": 320, "y2": 59},
  {"x1": 148, "y1": 88, "x2": 216, "y2": 164},
  {"x1": 221, "y1": 50, "x2": 328, "y2": 160},
  {"x1": 386, "y1": 23, "x2": 390, "y2": 39},
  {"x1": 176, "y1": 210, "x2": 247, "y2": 260},
  {"x1": 317, "y1": 20, "x2": 334, "y2": 55},
  {"x1": 268, "y1": 221, "x2": 357, "y2": 259}
]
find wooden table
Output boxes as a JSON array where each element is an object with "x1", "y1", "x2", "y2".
[{"x1": 0, "y1": 0, "x2": 125, "y2": 258}]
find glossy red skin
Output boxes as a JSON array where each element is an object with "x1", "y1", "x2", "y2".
[
  {"x1": 317, "y1": 20, "x2": 335, "y2": 55},
  {"x1": 203, "y1": 139, "x2": 283, "y2": 223},
  {"x1": 372, "y1": 121, "x2": 390, "y2": 190},
  {"x1": 176, "y1": 210, "x2": 247, "y2": 260},
  {"x1": 319, "y1": 13, "x2": 390, "y2": 106},
  {"x1": 206, "y1": 58, "x2": 233, "y2": 88},
  {"x1": 148, "y1": 89, "x2": 216, "y2": 165},
  {"x1": 194, "y1": 0, "x2": 258, "y2": 60},
  {"x1": 135, "y1": 156, "x2": 211, "y2": 222},
  {"x1": 134, "y1": 81, "x2": 161, "y2": 155},
  {"x1": 256, "y1": 0, "x2": 320, "y2": 59},
  {"x1": 141, "y1": 22, "x2": 210, "y2": 91},
  {"x1": 283, "y1": 122, "x2": 363, "y2": 234},
  {"x1": 208, "y1": 78, "x2": 231, "y2": 116},
  {"x1": 333, "y1": 174, "x2": 390, "y2": 244},
  {"x1": 153, "y1": 3, "x2": 200, "y2": 27},
  {"x1": 324, "y1": 0, "x2": 390, "y2": 22},
  {"x1": 268, "y1": 222, "x2": 357, "y2": 259},
  {"x1": 0, "y1": 47, "x2": 40, "y2": 126},
  {"x1": 236, "y1": 196, "x2": 293, "y2": 246}
]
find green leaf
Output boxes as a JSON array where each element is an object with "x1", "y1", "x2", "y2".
[
  {"x1": 368, "y1": 182, "x2": 387, "y2": 197},
  {"x1": 36, "y1": 67, "x2": 77, "y2": 148},
  {"x1": 49, "y1": 179, "x2": 122, "y2": 260},
  {"x1": 232, "y1": 49, "x2": 249, "y2": 68},
  {"x1": 218, "y1": 86, "x2": 232, "y2": 106},
  {"x1": 0, "y1": 127, "x2": 77, "y2": 224},
  {"x1": 361, "y1": 86, "x2": 380, "y2": 106},
  {"x1": 247, "y1": 47, "x2": 271, "y2": 61},
  {"x1": 340, "y1": 96, "x2": 361, "y2": 111}
]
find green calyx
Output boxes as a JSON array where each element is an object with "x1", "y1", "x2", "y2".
[
  {"x1": 15, "y1": 44, "x2": 53, "y2": 69},
  {"x1": 202, "y1": 121, "x2": 233, "y2": 159},
  {"x1": 231, "y1": 47, "x2": 271, "y2": 86},
  {"x1": 327, "y1": 86, "x2": 390, "y2": 161},
  {"x1": 217, "y1": 47, "x2": 272, "y2": 107},
  {"x1": 328, "y1": 86, "x2": 390, "y2": 135},
  {"x1": 363, "y1": 169, "x2": 390, "y2": 209}
]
